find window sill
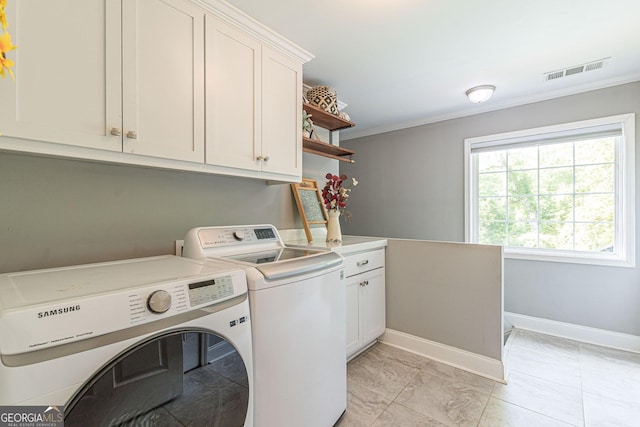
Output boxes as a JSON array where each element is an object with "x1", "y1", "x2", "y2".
[{"x1": 504, "y1": 248, "x2": 635, "y2": 268}]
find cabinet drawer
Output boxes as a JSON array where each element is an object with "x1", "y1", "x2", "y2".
[{"x1": 344, "y1": 249, "x2": 385, "y2": 277}]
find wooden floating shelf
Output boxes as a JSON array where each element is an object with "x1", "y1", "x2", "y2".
[
  {"x1": 303, "y1": 137, "x2": 355, "y2": 163},
  {"x1": 302, "y1": 103, "x2": 355, "y2": 131}
]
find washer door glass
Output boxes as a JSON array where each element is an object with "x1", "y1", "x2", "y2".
[{"x1": 65, "y1": 331, "x2": 249, "y2": 426}]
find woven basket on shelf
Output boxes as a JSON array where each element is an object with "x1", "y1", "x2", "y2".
[{"x1": 306, "y1": 86, "x2": 339, "y2": 115}]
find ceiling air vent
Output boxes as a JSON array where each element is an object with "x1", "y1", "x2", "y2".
[
  {"x1": 546, "y1": 70, "x2": 565, "y2": 81},
  {"x1": 584, "y1": 61, "x2": 605, "y2": 72},
  {"x1": 565, "y1": 65, "x2": 584, "y2": 76},
  {"x1": 544, "y1": 58, "x2": 609, "y2": 81}
]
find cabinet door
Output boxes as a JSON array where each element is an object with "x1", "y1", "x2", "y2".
[
  {"x1": 261, "y1": 46, "x2": 302, "y2": 177},
  {"x1": 122, "y1": 0, "x2": 205, "y2": 162},
  {"x1": 361, "y1": 268, "x2": 386, "y2": 344},
  {"x1": 205, "y1": 14, "x2": 261, "y2": 171},
  {"x1": 0, "y1": 0, "x2": 121, "y2": 152},
  {"x1": 346, "y1": 278, "x2": 361, "y2": 357}
]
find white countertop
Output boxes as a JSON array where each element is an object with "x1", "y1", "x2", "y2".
[{"x1": 280, "y1": 229, "x2": 387, "y2": 255}]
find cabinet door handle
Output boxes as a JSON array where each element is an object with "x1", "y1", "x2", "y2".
[
  {"x1": 110, "y1": 127, "x2": 121, "y2": 136},
  {"x1": 359, "y1": 280, "x2": 369, "y2": 287},
  {"x1": 263, "y1": 156, "x2": 270, "y2": 162},
  {"x1": 357, "y1": 260, "x2": 369, "y2": 267},
  {"x1": 126, "y1": 130, "x2": 137, "y2": 139},
  {"x1": 256, "y1": 155, "x2": 264, "y2": 161}
]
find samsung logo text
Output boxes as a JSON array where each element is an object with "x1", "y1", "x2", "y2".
[{"x1": 38, "y1": 305, "x2": 81, "y2": 318}]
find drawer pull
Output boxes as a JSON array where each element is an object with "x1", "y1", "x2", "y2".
[
  {"x1": 359, "y1": 280, "x2": 369, "y2": 287},
  {"x1": 357, "y1": 260, "x2": 369, "y2": 267}
]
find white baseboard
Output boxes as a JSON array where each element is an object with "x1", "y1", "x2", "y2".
[
  {"x1": 504, "y1": 312, "x2": 640, "y2": 353},
  {"x1": 380, "y1": 329, "x2": 506, "y2": 383}
]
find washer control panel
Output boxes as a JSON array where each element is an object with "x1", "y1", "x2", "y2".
[
  {"x1": 127, "y1": 273, "x2": 241, "y2": 325},
  {"x1": 128, "y1": 282, "x2": 188, "y2": 324},
  {"x1": 0, "y1": 267, "x2": 248, "y2": 355},
  {"x1": 187, "y1": 276, "x2": 235, "y2": 306}
]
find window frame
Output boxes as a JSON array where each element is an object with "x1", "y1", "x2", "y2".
[{"x1": 464, "y1": 114, "x2": 636, "y2": 267}]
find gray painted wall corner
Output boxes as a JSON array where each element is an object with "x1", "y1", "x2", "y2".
[{"x1": 342, "y1": 81, "x2": 640, "y2": 336}]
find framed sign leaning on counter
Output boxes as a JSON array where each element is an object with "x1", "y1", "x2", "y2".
[{"x1": 291, "y1": 178, "x2": 328, "y2": 241}]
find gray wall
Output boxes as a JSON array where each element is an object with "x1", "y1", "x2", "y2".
[
  {"x1": 0, "y1": 151, "x2": 336, "y2": 273},
  {"x1": 386, "y1": 239, "x2": 503, "y2": 361},
  {"x1": 341, "y1": 81, "x2": 640, "y2": 336}
]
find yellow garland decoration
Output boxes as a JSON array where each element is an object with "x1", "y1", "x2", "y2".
[
  {"x1": 0, "y1": 0, "x2": 7, "y2": 31},
  {"x1": 0, "y1": 31, "x2": 16, "y2": 79},
  {"x1": 0, "y1": 0, "x2": 16, "y2": 80}
]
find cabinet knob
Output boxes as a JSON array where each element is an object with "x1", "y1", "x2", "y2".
[
  {"x1": 263, "y1": 156, "x2": 270, "y2": 162},
  {"x1": 357, "y1": 259, "x2": 369, "y2": 267},
  {"x1": 110, "y1": 127, "x2": 121, "y2": 136},
  {"x1": 126, "y1": 130, "x2": 137, "y2": 139},
  {"x1": 256, "y1": 155, "x2": 264, "y2": 161},
  {"x1": 359, "y1": 280, "x2": 369, "y2": 287}
]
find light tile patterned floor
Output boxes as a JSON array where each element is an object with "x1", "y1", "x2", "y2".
[{"x1": 337, "y1": 328, "x2": 640, "y2": 426}]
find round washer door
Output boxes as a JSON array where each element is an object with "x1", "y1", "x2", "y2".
[{"x1": 65, "y1": 331, "x2": 249, "y2": 426}]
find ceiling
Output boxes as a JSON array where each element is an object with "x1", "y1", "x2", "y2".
[{"x1": 225, "y1": 0, "x2": 640, "y2": 140}]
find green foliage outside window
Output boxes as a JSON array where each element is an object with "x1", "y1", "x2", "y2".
[{"x1": 476, "y1": 137, "x2": 617, "y2": 252}]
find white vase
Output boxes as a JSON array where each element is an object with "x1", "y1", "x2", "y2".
[{"x1": 326, "y1": 209, "x2": 342, "y2": 243}]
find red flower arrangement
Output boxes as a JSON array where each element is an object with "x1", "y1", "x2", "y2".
[{"x1": 322, "y1": 173, "x2": 358, "y2": 213}]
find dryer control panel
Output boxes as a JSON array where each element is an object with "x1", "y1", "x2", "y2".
[{"x1": 182, "y1": 224, "x2": 283, "y2": 259}]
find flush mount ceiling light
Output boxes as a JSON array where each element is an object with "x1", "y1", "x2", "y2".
[{"x1": 465, "y1": 85, "x2": 496, "y2": 103}]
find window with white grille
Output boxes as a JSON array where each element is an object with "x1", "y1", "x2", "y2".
[{"x1": 464, "y1": 114, "x2": 635, "y2": 267}]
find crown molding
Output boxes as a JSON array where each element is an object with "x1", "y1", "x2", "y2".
[
  {"x1": 343, "y1": 74, "x2": 640, "y2": 141},
  {"x1": 192, "y1": 0, "x2": 314, "y2": 63}
]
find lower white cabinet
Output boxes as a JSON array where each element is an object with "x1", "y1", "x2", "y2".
[{"x1": 344, "y1": 249, "x2": 386, "y2": 359}]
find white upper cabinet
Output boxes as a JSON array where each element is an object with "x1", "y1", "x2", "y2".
[
  {"x1": 120, "y1": 0, "x2": 205, "y2": 162},
  {"x1": 0, "y1": 0, "x2": 119, "y2": 151},
  {"x1": 261, "y1": 46, "x2": 302, "y2": 178},
  {"x1": 0, "y1": 0, "x2": 311, "y2": 182},
  {"x1": 205, "y1": 13, "x2": 303, "y2": 180},
  {"x1": 0, "y1": 0, "x2": 204, "y2": 162},
  {"x1": 205, "y1": 14, "x2": 261, "y2": 171},
  {"x1": 1, "y1": 0, "x2": 204, "y2": 162}
]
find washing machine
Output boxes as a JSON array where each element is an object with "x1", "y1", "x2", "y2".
[
  {"x1": 183, "y1": 225, "x2": 346, "y2": 427},
  {"x1": 0, "y1": 255, "x2": 253, "y2": 426}
]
